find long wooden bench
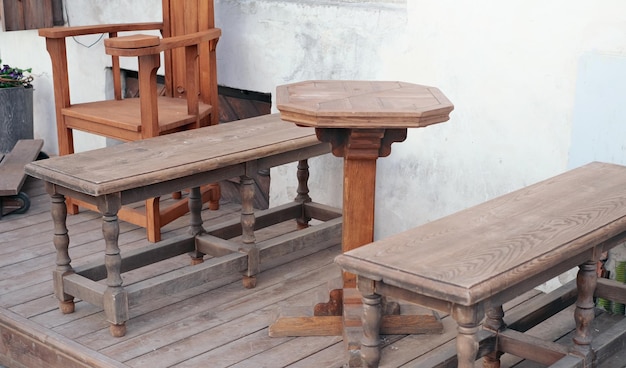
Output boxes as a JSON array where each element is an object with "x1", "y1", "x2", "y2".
[
  {"x1": 0, "y1": 139, "x2": 43, "y2": 217},
  {"x1": 335, "y1": 162, "x2": 626, "y2": 367},
  {"x1": 24, "y1": 113, "x2": 342, "y2": 337}
]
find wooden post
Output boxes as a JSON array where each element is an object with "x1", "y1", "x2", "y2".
[
  {"x1": 98, "y1": 194, "x2": 128, "y2": 337},
  {"x1": 189, "y1": 186, "x2": 205, "y2": 265},
  {"x1": 573, "y1": 260, "x2": 597, "y2": 360},
  {"x1": 240, "y1": 175, "x2": 259, "y2": 289},
  {"x1": 49, "y1": 190, "x2": 74, "y2": 314},
  {"x1": 295, "y1": 159, "x2": 312, "y2": 229},
  {"x1": 453, "y1": 304, "x2": 483, "y2": 368}
]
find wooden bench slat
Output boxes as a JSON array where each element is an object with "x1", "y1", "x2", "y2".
[
  {"x1": 0, "y1": 139, "x2": 43, "y2": 196},
  {"x1": 336, "y1": 162, "x2": 626, "y2": 306},
  {"x1": 25, "y1": 114, "x2": 321, "y2": 196}
]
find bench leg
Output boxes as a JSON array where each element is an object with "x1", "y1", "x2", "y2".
[
  {"x1": 240, "y1": 175, "x2": 259, "y2": 289},
  {"x1": 360, "y1": 293, "x2": 382, "y2": 368},
  {"x1": 295, "y1": 160, "x2": 312, "y2": 229},
  {"x1": 50, "y1": 193, "x2": 75, "y2": 314},
  {"x1": 99, "y1": 196, "x2": 129, "y2": 337},
  {"x1": 483, "y1": 305, "x2": 505, "y2": 368},
  {"x1": 572, "y1": 260, "x2": 597, "y2": 360},
  {"x1": 188, "y1": 187, "x2": 206, "y2": 265},
  {"x1": 453, "y1": 304, "x2": 483, "y2": 368}
]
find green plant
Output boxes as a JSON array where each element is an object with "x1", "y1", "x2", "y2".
[{"x1": 0, "y1": 59, "x2": 33, "y2": 88}]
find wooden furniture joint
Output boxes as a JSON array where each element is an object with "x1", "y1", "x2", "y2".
[
  {"x1": 336, "y1": 162, "x2": 626, "y2": 367},
  {"x1": 269, "y1": 80, "x2": 454, "y2": 366},
  {"x1": 24, "y1": 114, "x2": 342, "y2": 337}
]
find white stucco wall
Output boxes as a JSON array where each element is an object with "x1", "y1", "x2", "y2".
[
  {"x1": 213, "y1": 0, "x2": 626, "y2": 241},
  {"x1": 2, "y1": 0, "x2": 626, "y2": 291}
]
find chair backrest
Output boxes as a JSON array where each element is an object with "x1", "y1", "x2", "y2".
[{"x1": 162, "y1": 0, "x2": 218, "y2": 125}]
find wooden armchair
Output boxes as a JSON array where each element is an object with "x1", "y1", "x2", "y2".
[{"x1": 39, "y1": 0, "x2": 221, "y2": 242}]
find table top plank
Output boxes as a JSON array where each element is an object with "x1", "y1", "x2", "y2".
[
  {"x1": 276, "y1": 80, "x2": 454, "y2": 128},
  {"x1": 25, "y1": 114, "x2": 323, "y2": 196},
  {"x1": 336, "y1": 162, "x2": 626, "y2": 305}
]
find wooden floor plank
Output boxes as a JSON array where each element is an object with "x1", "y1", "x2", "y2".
[
  {"x1": 286, "y1": 341, "x2": 347, "y2": 368},
  {"x1": 172, "y1": 328, "x2": 294, "y2": 368},
  {"x1": 124, "y1": 283, "x2": 339, "y2": 367},
  {"x1": 103, "y1": 262, "x2": 341, "y2": 363},
  {"x1": 227, "y1": 335, "x2": 344, "y2": 368}
]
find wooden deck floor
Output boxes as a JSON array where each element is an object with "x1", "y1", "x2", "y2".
[{"x1": 1, "y1": 177, "x2": 624, "y2": 368}]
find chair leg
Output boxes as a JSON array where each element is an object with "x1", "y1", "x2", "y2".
[
  {"x1": 60, "y1": 127, "x2": 80, "y2": 214},
  {"x1": 145, "y1": 197, "x2": 161, "y2": 243},
  {"x1": 65, "y1": 197, "x2": 80, "y2": 215},
  {"x1": 207, "y1": 183, "x2": 220, "y2": 210}
]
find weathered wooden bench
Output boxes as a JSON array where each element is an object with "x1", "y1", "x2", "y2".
[
  {"x1": 25, "y1": 114, "x2": 342, "y2": 337},
  {"x1": 335, "y1": 162, "x2": 626, "y2": 367},
  {"x1": 0, "y1": 139, "x2": 44, "y2": 217}
]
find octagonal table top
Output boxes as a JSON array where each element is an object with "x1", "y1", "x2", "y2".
[{"x1": 276, "y1": 80, "x2": 454, "y2": 129}]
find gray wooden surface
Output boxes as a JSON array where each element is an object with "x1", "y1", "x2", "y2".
[
  {"x1": 337, "y1": 162, "x2": 626, "y2": 306},
  {"x1": 24, "y1": 114, "x2": 324, "y2": 196}
]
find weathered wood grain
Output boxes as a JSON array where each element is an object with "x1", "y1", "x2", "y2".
[{"x1": 337, "y1": 162, "x2": 626, "y2": 306}]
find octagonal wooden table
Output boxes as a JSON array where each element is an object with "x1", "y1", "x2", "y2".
[{"x1": 268, "y1": 80, "x2": 454, "y2": 363}]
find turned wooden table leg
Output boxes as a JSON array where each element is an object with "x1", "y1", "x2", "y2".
[
  {"x1": 483, "y1": 304, "x2": 505, "y2": 368},
  {"x1": 453, "y1": 304, "x2": 483, "y2": 368},
  {"x1": 188, "y1": 187, "x2": 206, "y2": 265},
  {"x1": 295, "y1": 159, "x2": 312, "y2": 229},
  {"x1": 572, "y1": 260, "x2": 597, "y2": 360},
  {"x1": 240, "y1": 175, "x2": 259, "y2": 289},
  {"x1": 361, "y1": 293, "x2": 383, "y2": 368},
  {"x1": 99, "y1": 195, "x2": 128, "y2": 337},
  {"x1": 50, "y1": 192, "x2": 75, "y2": 314}
]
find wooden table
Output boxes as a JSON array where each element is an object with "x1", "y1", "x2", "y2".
[
  {"x1": 268, "y1": 80, "x2": 454, "y2": 363},
  {"x1": 25, "y1": 114, "x2": 342, "y2": 337}
]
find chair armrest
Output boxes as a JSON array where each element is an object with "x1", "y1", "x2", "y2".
[
  {"x1": 38, "y1": 22, "x2": 163, "y2": 38},
  {"x1": 40, "y1": 23, "x2": 163, "y2": 110},
  {"x1": 104, "y1": 34, "x2": 162, "y2": 49},
  {"x1": 104, "y1": 28, "x2": 222, "y2": 56}
]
